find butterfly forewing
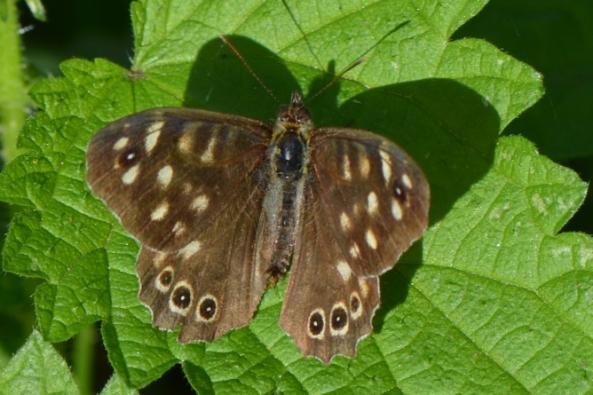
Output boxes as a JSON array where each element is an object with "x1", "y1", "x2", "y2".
[
  {"x1": 87, "y1": 108, "x2": 273, "y2": 340},
  {"x1": 280, "y1": 127, "x2": 429, "y2": 362},
  {"x1": 311, "y1": 128, "x2": 429, "y2": 273},
  {"x1": 87, "y1": 108, "x2": 270, "y2": 251}
]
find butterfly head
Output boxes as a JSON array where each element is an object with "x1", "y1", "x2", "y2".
[{"x1": 274, "y1": 92, "x2": 313, "y2": 139}]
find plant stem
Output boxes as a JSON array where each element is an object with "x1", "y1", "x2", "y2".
[
  {"x1": 0, "y1": 0, "x2": 28, "y2": 163},
  {"x1": 73, "y1": 325, "x2": 96, "y2": 395}
]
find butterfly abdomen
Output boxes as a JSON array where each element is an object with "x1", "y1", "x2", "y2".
[{"x1": 266, "y1": 180, "x2": 303, "y2": 279}]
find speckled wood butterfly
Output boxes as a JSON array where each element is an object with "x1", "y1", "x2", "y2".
[{"x1": 87, "y1": 91, "x2": 429, "y2": 362}]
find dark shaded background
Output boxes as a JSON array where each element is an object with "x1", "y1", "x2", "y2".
[{"x1": 2, "y1": 0, "x2": 591, "y2": 393}]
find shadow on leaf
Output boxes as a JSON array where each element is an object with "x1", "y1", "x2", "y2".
[{"x1": 182, "y1": 34, "x2": 500, "y2": 350}]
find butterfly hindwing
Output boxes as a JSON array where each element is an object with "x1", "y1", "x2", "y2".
[
  {"x1": 137, "y1": 174, "x2": 268, "y2": 340},
  {"x1": 280, "y1": 181, "x2": 381, "y2": 361},
  {"x1": 280, "y1": 127, "x2": 429, "y2": 361},
  {"x1": 87, "y1": 108, "x2": 273, "y2": 340}
]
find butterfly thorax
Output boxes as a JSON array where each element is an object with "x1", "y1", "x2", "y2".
[
  {"x1": 270, "y1": 92, "x2": 313, "y2": 181},
  {"x1": 258, "y1": 93, "x2": 312, "y2": 283}
]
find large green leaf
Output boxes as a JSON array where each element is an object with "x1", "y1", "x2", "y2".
[{"x1": 2, "y1": 0, "x2": 589, "y2": 393}]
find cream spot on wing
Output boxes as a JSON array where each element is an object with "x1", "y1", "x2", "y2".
[
  {"x1": 172, "y1": 221, "x2": 186, "y2": 236},
  {"x1": 349, "y1": 243, "x2": 361, "y2": 259},
  {"x1": 122, "y1": 164, "x2": 140, "y2": 185},
  {"x1": 145, "y1": 121, "x2": 164, "y2": 153},
  {"x1": 359, "y1": 155, "x2": 370, "y2": 178},
  {"x1": 340, "y1": 212, "x2": 352, "y2": 232},
  {"x1": 353, "y1": 203, "x2": 362, "y2": 217},
  {"x1": 336, "y1": 260, "x2": 352, "y2": 281},
  {"x1": 178, "y1": 133, "x2": 193, "y2": 154},
  {"x1": 342, "y1": 154, "x2": 352, "y2": 181},
  {"x1": 359, "y1": 278, "x2": 369, "y2": 298},
  {"x1": 157, "y1": 165, "x2": 173, "y2": 188},
  {"x1": 151, "y1": 201, "x2": 169, "y2": 221},
  {"x1": 190, "y1": 194, "x2": 209, "y2": 213},
  {"x1": 200, "y1": 135, "x2": 217, "y2": 163},
  {"x1": 182, "y1": 182, "x2": 192, "y2": 194},
  {"x1": 179, "y1": 240, "x2": 201, "y2": 260},
  {"x1": 367, "y1": 191, "x2": 378, "y2": 215},
  {"x1": 402, "y1": 173, "x2": 413, "y2": 189},
  {"x1": 153, "y1": 252, "x2": 167, "y2": 267},
  {"x1": 380, "y1": 150, "x2": 392, "y2": 183},
  {"x1": 365, "y1": 228, "x2": 378, "y2": 250},
  {"x1": 113, "y1": 137, "x2": 129, "y2": 151},
  {"x1": 391, "y1": 198, "x2": 403, "y2": 220}
]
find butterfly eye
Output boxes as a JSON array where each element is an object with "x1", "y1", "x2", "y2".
[
  {"x1": 307, "y1": 309, "x2": 325, "y2": 339},
  {"x1": 196, "y1": 295, "x2": 218, "y2": 322},
  {"x1": 330, "y1": 303, "x2": 349, "y2": 336},
  {"x1": 170, "y1": 282, "x2": 193, "y2": 315}
]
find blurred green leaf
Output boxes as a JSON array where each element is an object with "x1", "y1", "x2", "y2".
[
  {"x1": 23, "y1": 0, "x2": 46, "y2": 22},
  {"x1": 0, "y1": 0, "x2": 29, "y2": 162},
  {"x1": 0, "y1": 330, "x2": 78, "y2": 394}
]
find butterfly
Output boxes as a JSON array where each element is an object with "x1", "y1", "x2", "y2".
[{"x1": 86, "y1": 91, "x2": 429, "y2": 362}]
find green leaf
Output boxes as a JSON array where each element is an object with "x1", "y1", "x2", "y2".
[
  {"x1": 0, "y1": 330, "x2": 78, "y2": 394},
  {"x1": 100, "y1": 374, "x2": 139, "y2": 395},
  {"x1": 3, "y1": 0, "x2": 590, "y2": 393},
  {"x1": 23, "y1": 0, "x2": 47, "y2": 22},
  {"x1": 401, "y1": 136, "x2": 592, "y2": 393}
]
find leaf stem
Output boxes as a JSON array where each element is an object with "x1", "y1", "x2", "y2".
[
  {"x1": 0, "y1": 0, "x2": 28, "y2": 163},
  {"x1": 72, "y1": 325, "x2": 96, "y2": 395}
]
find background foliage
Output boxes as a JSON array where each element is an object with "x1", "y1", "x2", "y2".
[{"x1": 0, "y1": 0, "x2": 592, "y2": 394}]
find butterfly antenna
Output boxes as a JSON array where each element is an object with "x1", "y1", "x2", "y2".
[
  {"x1": 281, "y1": 0, "x2": 323, "y2": 69},
  {"x1": 306, "y1": 57, "x2": 366, "y2": 103},
  {"x1": 219, "y1": 35, "x2": 280, "y2": 103},
  {"x1": 306, "y1": 20, "x2": 410, "y2": 104}
]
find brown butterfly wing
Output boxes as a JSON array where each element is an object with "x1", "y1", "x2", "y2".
[
  {"x1": 136, "y1": 176, "x2": 267, "y2": 340},
  {"x1": 280, "y1": 128, "x2": 429, "y2": 362},
  {"x1": 87, "y1": 108, "x2": 272, "y2": 340},
  {"x1": 310, "y1": 128, "x2": 430, "y2": 274},
  {"x1": 280, "y1": 184, "x2": 381, "y2": 362},
  {"x1": 87, "y1": 108, "x2": 270, "y2": 252}
]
